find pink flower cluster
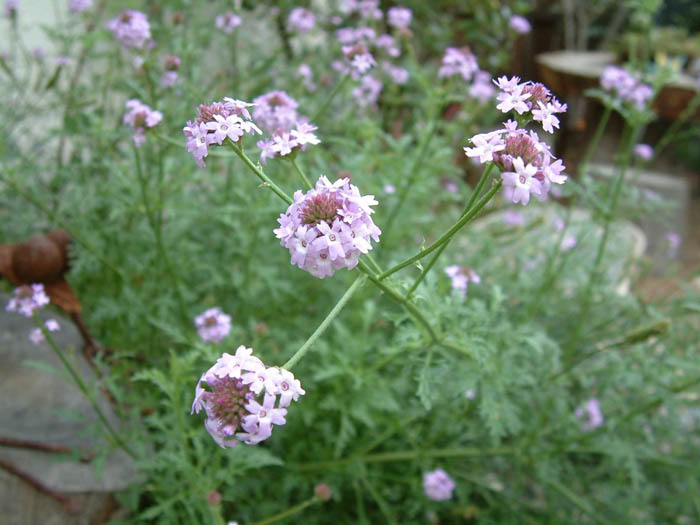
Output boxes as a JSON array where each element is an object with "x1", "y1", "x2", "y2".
[
  {"x1": 6, "y1": 284, "x2": 49, "y2": 317},
  {"x1": 183, "y1": 97, "x2": 261, "y2": 167},
  {"x1": 576, "y1": 398, "x2": 604, "y2": 431},
  {"x1": 107, "y1": 10, "x2": 151, "y2": 49},
  {"x1": 633, "y1": 143, "x2": 654, "y2": 161},
  {"x1": 252, "y1": 91, "x2": 320, "y2": 164},
  {"x1": 216, "y1": 12, "x2": 241, "y2": 34},
  {"x1": 509, "y1": 15, "x2": 531, "y2": 34},
  {"x1": 423, "y1": 468, "x2": 456, "y2": 501},
  {"x1": 464, "y1": 120, "x2": 567, "y2": 205},
  {"x1": 191, "y1": 346, "x2": 305, "y2": 447},
  {"x1": 438, "y1": 47, "x2": 495, "y2": 102},
  {"x1": 194, "y1": 307, "x2": 232, "y2": 344},
  {"x1": 287, "y1": 7, "x2": 315, "y2": 33},
  {"x1": 69, "y1": 0, "x2": 92, "y2": 14},
  {"x1": 123, "y1": 99, "x2": 162, "y2": 147},
  {"x1": 600, "y1": 66, "x2": 653, "y2": 110},
  {"x1": 274, "y1": 176, "x2": 381, "y2": 279},
  {"x1": 444, "y1": 265, "x2": 480, "y2": 295},
  {"x1": 161, "y1": 55, "x2": 181, "y2": 88},
  {"x1": 387, "y1": 6, "x2": 411, "y2": 29},
  {"x1": 29, "y1": 319, "x2": 60, "y2": 346},
  {"x1": 341, "y1": 0, "x2": 382, "y2": 20},
  {"x1": 494, "y1": 76, "x2": 567, "y2": 133}
]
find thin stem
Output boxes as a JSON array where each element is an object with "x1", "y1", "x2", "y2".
[
  {"x1": 35, "y1": 315, "x2": 136, "y2": 458},
  {"x1": 406, "y1": 164, "x2": 495, "y2": 297},
  {"x1": 579, "y1": 105, "x2": 612, "y2": 177},
  {"x1": 312, "y1": 74, "x2": 350, "y2": 122},
  {"x1": 379, "y1": 181, "x2": 502, "y2": 280},
  {"x1": 383, "y1": 121, "x2": 436, "y2": 238},
  {"x1": 228, "y1": 141, "x2": 293, "y2": 204},
  {"x1": 283, "y1": 275, "x2": 366, "y2": 370},
  {"x1": 253, "y1": 496, "x2": 320, "y2": 525},
  {"x1": 291, "y1": 156, "x2": 313, "y2": 190},
  {"x1": 357, "y1": 261, "x2": 439, "y2": 342}
]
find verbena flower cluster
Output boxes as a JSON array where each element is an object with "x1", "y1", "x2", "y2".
[
  {"x1": 6, "y1": 284, "x2": 49, "y2": 317},
  {"x1": 423, "y1": 468, "x2": 456, "y2": 501},
  {"x1": 438, "y1": 47, "x2": 495, "y2": 102},
  {"x1": 123, "y1": 99, "x2": 162, "y2": 147},
  {"x1": 387, "y1": 6, "x2": 412, "y2": 29},
  {"x1": 464, "y1": 119, "x2": 567, "y2": 205},
  {"x1": 600, "y1": 65, "x2": 653, "y2": 110},
  {"x1": 69, "y1": 0, "x2": 92, "y2": 14},
  {"x1": 191, "y1": 346, "x2": 305, "y2": 447},
  {"x1": 576, "y1": 398, "x2": 604, "y2": 431},
  {"x1": 29, "y1": 319, "x2": 60, "y2": 345},
  {"x1": 161, "y1": 55, "x2": 180, "y2": 88},
  {"x1": 287, "y1": 7, "x2": 315, "y2": 33},
  {"x1": 194, "y1": 307, "x2": 232, "y2": 344},
  {"x1": 494, "y1": 76, "x2": 567, "y2": 133},
  {"x1": 274, "y1": 176, "x2": 381, "y2": 279},
  {"x1": 183, "y1": 97, "x2": 261, "y2": 167},
  {"x1": 444, "y1": 265, "x2": 481, "y2": 295},
  {"x1": 216, "y1": 12, "x2": 241, "y2": 34},
  {"x1": 509, "y1": 15, "x2": 531, "y2": 34},
  {"x1": 252, "y1": 91, "x2": 320, "y2": 164},
  {"x1": 107, "y1": 10, "x2": 151, "y2": 49}
]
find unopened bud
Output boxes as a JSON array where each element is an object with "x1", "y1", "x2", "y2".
[
  {"x1": 314, "y1": 483, "x2": 332, "y2": 501},
  {"x1": 207, "y1": 491, "x2": 221, "y2": 506}
]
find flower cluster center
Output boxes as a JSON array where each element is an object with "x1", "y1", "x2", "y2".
[
  {"x1": 204, "y1": 376, "x2": 253, "y2": 432},
  {"x1": 300, "y1": 194, "x2": 341, "y2": 225}
]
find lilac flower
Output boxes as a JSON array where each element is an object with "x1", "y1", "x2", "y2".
[
  {"x1": 576, "y1": 398, "x2": 604, "y2": 431},
  {"x1": 633, "y1": 143, "x2": 653, "y2": 161},
  {"x1": 469, "y1": 71, "x2": 496, "y2": 102},
  {"x1": 45, "y1": 319, "x2": 60, "y2": 331},
  {"x1": 375, "y1": 34, "x2": 400, "y2": 57},
  {"x1": 503, "y1": 209, "x2": 525, "y2": 226},
  {"x1": 354, "y1": 0, "x2": 382, "y2": 20},
  {"x1": 107, "y1": 10, "x2": 151, "y2": 49},
  {"x1": 28, "y1": 319, "x2": 60, "y2": 346},
  {"x1": 55, "y1": 56, "x2": 70, "y2": 66},
  {"x1": 288, "y1": 8, "x2": 315, "y2": 33},
  {"x1": 439, "y1": 47, "x2": 478, "y2": 82},
  {"x1": 493, "y1": 76, "x2": 567, "y2": 133},
  {"x1": 382, "y1": 62, "x2": 408, "y2": 84},
  {"x1": 600, "y1": 66, "x2": 653, "y2": 110},
  {"x1": 465, "y1": 388, "x2": 476, "y2": 399},
  {"x1": 31, "y1": 47, "x2": 45, "y2": 60},
  {"x1": 252, "y1": 91, "x2": 300, "y2": 133},
  {"x1": 561, "y1": 234, "x2": 577, "y2": 251},
  {"x1": 342, "y1": 44, "x2": 376, "y2": 75},
  {"x1": 161, "y1": 71, "x2": 178, "y2": 88},
  {"x1": 274, "y1": 176, "x2": 381, "y2": 278},
  {"x1": 69, "y1": 0, "x2": 92, "y2": 14},
  {"x1": 257, "y1": 121, "x2": 320, "y2": 164},
  {"x1": 3, "y1": 0, "x2": 17, "y2": 19},
  {"x1": 123, "y1": 99, "x2": 162, "y2": 147},
  {"x1": 183, "y1": 97, "x2": 261, "y2": 167},
  {"x1": 192, "y1": 347, "x2": 304, "y2": 447},
  {"x1": 352, "y1": 74, "x2": 383, "y2": 106},
  {"x1": 194, "y1": 307, "x2": 232, "y2": 344},
  {"x1": 509, "y1": 15, "x2": 531, "y2": 34},
  {"x1": 387, "y1": 6, "x2": 411, "y2": 29},
  {"x1": 444, "y1": 265, "x2": 480, "y2": 295},
  {"x1": 442, "y1": 179, "x2": 459, "y2": 193},
  {"x1": 423, "y1": 469, "x2": 455, "y2": 501},
  {"x1": 298, "y1": 63, "x2": 316, "y2": 91},
  {"x1": 216, "y1": 12, "x2": 241, "y2": 34},
  {"x1": 383, "y1": 184, "x2": 396, "y2": 194},
  {"x1": 665, "y1": 232, "x2": 681, "y2": 258},
  {"x1": 464, "y1": 120, "x2": 567, "y2": 204},
  {"x1": 6, "y1": 284, "x2": 50, "y2": 317}
]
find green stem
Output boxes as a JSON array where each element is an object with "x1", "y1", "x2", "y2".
[
  {"x1": 579, "y1": 105, "x2": 612, "y2": 178},
  {"x1": 228, "y1": 141, "x2": 293, "y2": 204},
  {"x1": 379, "y1": 181, "x2": 502, "y2": 280},
  {"x1": 357, "y1": 261, "x2": 439, "y2": 342},
  {"x1": 295, "y1": 446, "x2": 515, "y2": 470},
  {"x1": 283, "y1": 275, "x2": 366, "y2": 370},
  {"x1": 566, "y1": 124, "x2": 639, "y2": 356},
  {"x1": 383, "y1": 121, "x2": 436, "y2": 238},
  {"x1": 35, "y1": 315, "x2": 136, "y2": 458},
  {"x1": 291, "y1": 156, "x2": 313, "y2": 190},
  {"x1": 253, "y1": 496, "x2": 320, "y2": 525},
  {"x1": 406, "y1": 163, "x2": 494, "y2": 297},
  {"x1": 312, "y1": 74, "x2": 350, "y2": 122}
]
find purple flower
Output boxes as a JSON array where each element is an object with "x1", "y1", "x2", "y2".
[
  {"x1": 28, "y1": 319, "x2": 60, "y2": 346},
  {"x1": 423, "y1": 469, "x2": 455, "y2": 501},
  {"x1": 576, "y1": 398, "x2": 604, "y2": 431},
  {"x1": 665, "y1": 232, "x2": 681, "y2": 258},
  {"x1": 274, "y1": 176, "x2": 381, "y2": 279},
  {"x1": 31, "y1": 47, "x2": 45, "y2": 60},
  {"x1": 183, "y1": 97, "x2": 261, "y2": 166},
  {"x1": 600, "y1": 66, "x2": 653, "y2": 110},
  {"x1": 383, "y1": 183, "x2": 396, "y2": 194},
  {"x1": 191, "y1": 347, "x2": 304, "y2": 447},
  {"x1": 387, "y1": 6, "x2": 411, "y2": 29},
  {"x1": 509, "y1": 15, "x2": 531, "y2": 34},
  {"x1": 161, "y1": 71, "x2": 178, "y2": 88},
  {"x1": 352, "y1": 74, "x2": 383, "y2": 106},
  {"x1": 55, "y1": 55, "x2": 70, "y2": 66},
  {"x1": 298, "y1": 63, "x2": 317, "y2": 91},
  {"x1": 69, "y1": 0, "x2": 92, "y2": 14},
  {"x1": 444, "y1": 265, "x2": 480, "y2": 295},
  {"x1": 465, "y1": 388, "x2": 476, "y2": 399},
  {"x1": 633, "y1": 143, "x2": 653, "y2": 161},
  {"x1": 343, "y1": 44, "x2": 376, "y2": 74},
  {"x1": 123, "y1": 99, "x2": 162, "y2": 147},
  {"x1": 288, "y1": 8, "x2": 315, "y2": 33},
  {"x1": 561, "y1": 234, "x2": 577, "y2": 251},
  {"x1": 256, "y1": 121, "x2": 320, "y2": 164},
  {"x1": 503, "y1": 209, "x2": 525, "y2": 226},
  {"x1": 6, "y1": 284, "x2": 50, "y2": 317},
  {"x1": 493, "y1": 76, "x2": 567, "y2": 133},
  {"x1": 252, "y1": 90, "x2": 300, "y2": 133},
  {"x1": 107, "y1": 10, "x2": 151, "y2": 49},
  {"x1": 501, "y1": 156, "x2": 539, "y2": 205},
  {"x1": 216, "y1": 12, "x2": 241, "y2": 34},
  {"x1": 382, "y1": 62, "x2": 408, "y2": 84},
  {"x1": 194, "y1": 307, "x2": 232, "y2": 344},
  {"x1": 469, "y1": 70, "x2": 496, "y2": 102},
  {"x1": 439, "y1": 47, "x2": 479, "y2": 82}
]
